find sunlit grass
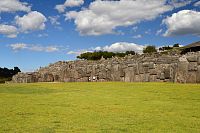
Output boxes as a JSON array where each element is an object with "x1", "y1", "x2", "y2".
[{"x1": 0, "y1": 82, "x2": 200, "y2": 132}]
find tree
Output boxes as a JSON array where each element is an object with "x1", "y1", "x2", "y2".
[
  {"x1": 0, "y1": 67, "x2": 21, "y2": 83},
  {"x1": 14, "y1": 67, "x2": 21, "y2": 74},
  {"x1": 173, "y1": 43, "x2": 180, "y2": 47},
  {"x1": 159, "y1": 46, "x2": 173, "y2": 51},
  {"x1": 125, "y1": 51, "x2": 136, "y2": 55},
  {"x1": 143, "y1": 45, "x2": 157, "y2": 53}
]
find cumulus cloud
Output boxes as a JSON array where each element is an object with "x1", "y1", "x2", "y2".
[
  {"x1": 96, "y1": 42, "x2": 145, "y2": 53},
  {"x1": 68, "y1": 42, "x2": 145, "y2": 55},
  {"x1": 55, "y1": 0, "x2": 84, "y2": 13},
  {"x1": 0, "y1": 0, "x2": 31, "y2": 13},
  {"x1": 163, "y1": 10, "x2": 200, "y2": 36},
  {"x1": 9, "y1": 43, "x2": 60, "y2": 52},
  {"x1": 0, "y1": 24, "x2": 18, "y2": 38},
  {"x1": 15, "y1": 11, "x2": 47, "y2": 32},
  {"x1": 65, "y1": 0, "x2": 193, "y2": 36},
  {"x1": 194, "y1": 1, "x2": 200, "y2": 6}
]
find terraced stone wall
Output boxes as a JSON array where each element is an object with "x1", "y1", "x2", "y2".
[{"x1": 11, "y1": 52, "x2": 200, "y2": 83}]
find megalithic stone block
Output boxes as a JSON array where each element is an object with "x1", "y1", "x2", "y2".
[
  {"x1": 176, "y1": 56, "x2": 189, "y2": 83},
  {"x1": 197, "y1": 66, "x2": 200, "y2": 83}
]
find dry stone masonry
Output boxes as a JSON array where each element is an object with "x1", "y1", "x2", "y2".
[{"x1": 12, "y1": 52, "x2": 200, "y2": 83}]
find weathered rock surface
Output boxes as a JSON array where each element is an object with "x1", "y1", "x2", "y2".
[{"x1": 11, "y1": 52, "x2": 200, "y2": 83}]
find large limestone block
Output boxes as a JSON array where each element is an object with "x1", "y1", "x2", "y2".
[
  {"x1": 138, "y1": 63, "x2": 144, "y2": 74},
  {"x1": 160, "y1": 73, "x2": 165, "y2": 80},
  {"x1": 77, "y1": 67, "x2": 87, "y2": 77},
  {"x1": 149, "y1": 62, "x2": 155, "y2": 69},
  {"x1": 86, "y1": 65, "x2": 92, "y2": 74},
  {"x1": 134, "y1": 64, "x2": 139, "y2": 75},
  {"x1": 149, "y1": 69, "x2": 157, "y2": 75},
  {"x1": 149, "y1": 75, "x2": 157, "y2": 82},
  {"x1": 111, "y1": 64, "x2": 121, "y2": 81},
  {"x1": 144, "y1": 74, "x2": 150, "y2": 82},
  {"x1": 135, "y1": 75, "x2": 141, "y2": 82},
  {"x1": 186, "y1": 55, "x2": 198, "y2": 62},
  {"x1": 188, "y1": 62, "x2": 198, "y2": 71},
  {"x1": 106, "y1": 70, "x2": 112, "y2": 81},
  {"x1": 142, "y1": 62, "x2": 150, "y2": 67},
  {"x1": 98, "y1": 70, "x2": 107, "y2": 79},
  {"x1": 54, "y1": 75, "x2": 60, "y2": 82},
  {"x1": 43, "y1": 73, "x2": 54, "y2": 82},
  {"x1": 164, "y1": 68, "x2": 171, "y2": 79},
  {"x1": 197, "y1": 66, "x2": 200, "y2": 83},
  {"x1": 198, "y1": 56, "x2": 200, "y2": 65},
  {"x1": 186, "y1": 71, "x2": 197, "y2": 83},
  {"x1": 124, "y1": 67, "x2": 135, "y2": 82},
  {"x1": 176, "y1": 61, "x2": 189, "y2": 83},
  {"x1": 144, "y1": 67, "x2": 149, "y2": 73}
]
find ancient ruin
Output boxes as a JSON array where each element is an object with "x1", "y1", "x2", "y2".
[{"x1": 11, "y1": 51, "x2": 200, "y2": 83}]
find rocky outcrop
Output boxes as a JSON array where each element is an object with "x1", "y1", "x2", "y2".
[{"x1": 11, "y1": 52, "x2": 200, "y2": 83}]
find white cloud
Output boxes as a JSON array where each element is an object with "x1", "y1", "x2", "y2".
[
  {"x1": 55, "y1": 0, "x2": 84, "y2": 13},
  {"x1": 15, "y1": 11, "x2": 47, "y2": 32},
  {"x1": 67, "y1": 50, "x2": 90, "y2": 55},
  {"x1": 168, "y1": 0, "x2": 192, "y2": 8},
  {"x1": 0, "y1": 0, "x2": 31, "y2": 13},
  {"x1": 46, "y1": 46, "x2": 60, "y2": 52},
  {"x1": 194, "y1": 1, "x2": 200, "y2": 6},
  {"x1": 49, "y1": 16, "x2": 60, "y2": 25},
  {"x1": 97, "y1": 42, "x2": 145, "y2": 53},
  {"x1": 10, "y1": 43, "x2": 60, "y2": 52},
  {"x1": 156, "y1": 29, "x2": 163, "y2": 35},
  {"x1": 68, "y1": 42, "x2": 145, "y2": 55},
  {"x1": 133, "y1": 34, "x2": 142, "y2": 39},
  {"x1": 163, "y1": 10, "x2": 200, "y2": 36},
  {"x1": 65, "y1": 0, "x2": 176, "y2": 36},
  {"x1": 0, "y1": 24, "x2": 18, "y2": 38},
  {"x1": 10, "y1": 43, "x2": 27, "y2": 50}
]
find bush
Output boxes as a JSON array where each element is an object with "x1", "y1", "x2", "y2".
[
  {"x1": 173, "y1": 44, "x2": 180, "y2": 47},
  {"x1": 143, "y1": 45, "x2": 157, "y2": 53}
]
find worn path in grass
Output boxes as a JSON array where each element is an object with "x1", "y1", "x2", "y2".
[{"x1": 0, "y1": 82, "x2": 200, "y2": 132}]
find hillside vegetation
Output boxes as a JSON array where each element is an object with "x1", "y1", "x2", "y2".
[
  {"x1": 0, "y1": 67, "x2": 21, "y2": 83},
  {"x1": 0, "y1": 82, "x2": 199, "y2": 132},
  {"x1": 77, "y1": 44, "x2": 181, "y2": 60}
]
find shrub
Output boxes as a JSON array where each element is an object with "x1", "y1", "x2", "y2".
[{"x1": 143, "y1": 45, "x2": 157, "y2": 53}]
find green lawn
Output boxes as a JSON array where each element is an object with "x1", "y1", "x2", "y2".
[{"x1": 0, "y1": 82, "x2": 200, "y2": 133}]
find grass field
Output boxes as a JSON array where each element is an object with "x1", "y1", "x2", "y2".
[{"x1": 0, "y1": 82, "x2": 200, "y2": 132}]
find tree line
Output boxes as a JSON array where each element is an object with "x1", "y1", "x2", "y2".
[
  {"x1": 77, "y1": 51, "x2": 136, "y2": 60},
  {"x1": 77, "y1": 44, "x2": 180, "y2": 60},
  {"x1": 0, "y1": 67, "x2": 21, "y2": 83}
]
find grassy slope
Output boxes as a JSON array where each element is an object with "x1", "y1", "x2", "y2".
[{"x1": 0, "y1": 82, "x2": 200, "y2": 133}]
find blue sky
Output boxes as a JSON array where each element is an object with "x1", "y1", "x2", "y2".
[{"x1": 0, "y1": 0, "x2": 200, "y2": 72}]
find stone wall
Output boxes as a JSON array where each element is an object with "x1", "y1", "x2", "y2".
[{"x1": 11, "y1": 52, "x2": 200, "y2": 83}]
